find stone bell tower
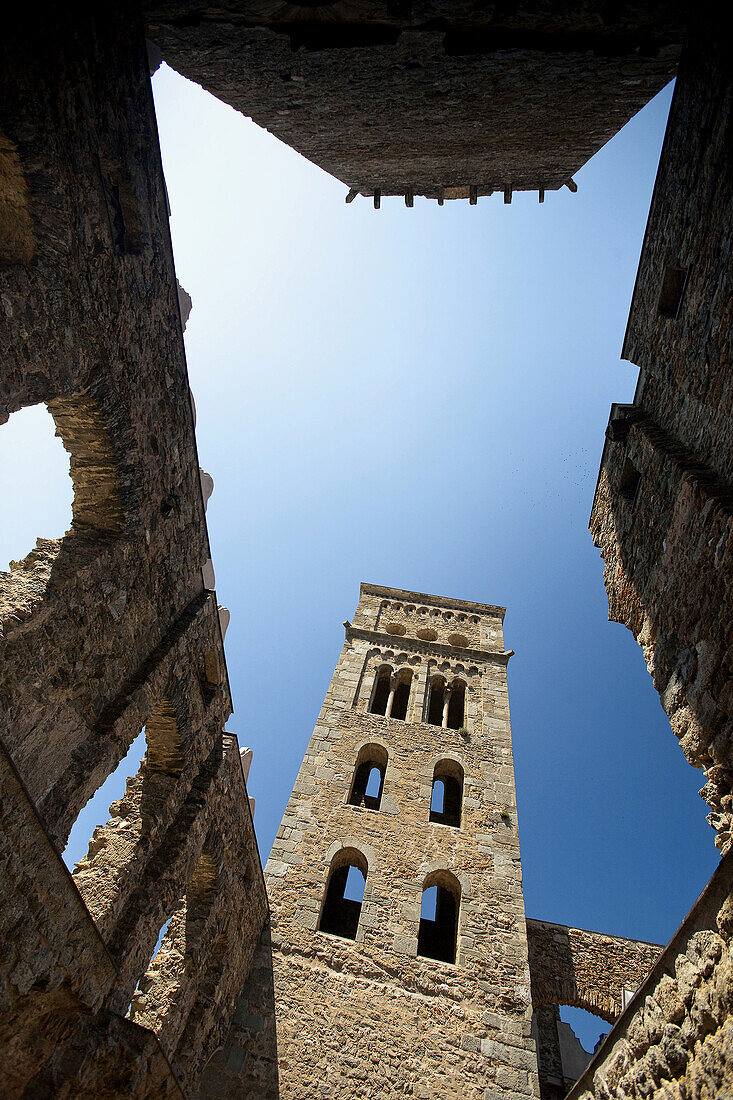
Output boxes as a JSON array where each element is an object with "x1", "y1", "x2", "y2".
[{"x1": 220, "y1": 583, "x2": 539, "y2": 1099}]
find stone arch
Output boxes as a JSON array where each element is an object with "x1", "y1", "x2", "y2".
[
  {"x1": 525, "y1": 920, "x2": 660, "y2": 1026},
  {"x1": 47, "y1": 393, "x2": 126, "y2": 539},
  {"x1": 0, "y1": 127, "x2": 35, "y2": 264},
  {"x1": 417, "y1": 860, "x2": 471, "y2": 901},
  {"x1": 530, "y1": 980, "x2": 617, "y2": 1026},
  {"x1": 348, "y1": 742, "x2": 389, "y2": 810},
  {"x1": 324, "y1": 838, "x2": 376, "y2": 876},
  {"x1": 318, "y1": 845, "x2": 370, "y2": 941}
]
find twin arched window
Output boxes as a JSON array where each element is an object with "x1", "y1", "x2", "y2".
[
  {"x1": 347, "y1": 751, "x2": 464, "y2": 826},
  {"x1": 369, "y1": 666, "x2": 468, "y2": 729},
  {"x1": 318, "y1": 851, "x2": 461, "y2": 965},
  {"x1": 369, "y1": 665, "x2": 412, "y2": 720},
  {"x1": 427, "y1": 675, "x2": 466, "y2": 729}
]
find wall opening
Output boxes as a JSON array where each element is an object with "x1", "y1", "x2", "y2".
[
  {"x1": 0, "y1": 405, "x2": 73, "y2": 575},
  {"x1": 427, "y1": 676, "x2": 446, "y2": 725},
  {"x1": 0, "y1": 128, "x2": 35, "y2": 264},
  {"x1": 429, "y1": 760, "x2": 463, "y2": 827},
  {"x1": 417, "y1": 871, "x2": 460, "y2": 964},
  {"x1": 126, "y1": 910, "x2": 178, "y2": 1019},
  {"x1": 391, "y1": 671, "x2": 412, "y2": 720},
  {"x1": 559, "y1": 1006, "x2": 610, "y2": 1057},
  {"x1": 186, "y1": 848, "x2": 219, "y2": 948},
  {"x1": 370, "y1": 666, "x2": 392, "y2": 716},
  {"x1": 62, "y1": 727, "x2": 147, "y2": 871},
  {"x1": 447, "y1": 679, "x2": 466, "y2": 729},
  {"x1": 348, "y1": 743, "x2": 388, "y2": 810},
  {"x1": 657, "y1": 264, "x2": 688, "y2": 318},
  {"x1": 319, "y1": 848, "x2": 367, "y2": 940},
  {"x1": 619, "y1": 458, "x2": 641, "y2": 505}
]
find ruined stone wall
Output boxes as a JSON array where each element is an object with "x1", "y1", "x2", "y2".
[
  {"x1": 145, "y1": 1, "x2": 683, "y2": 200},
  {"x1": 0, "y1": 8, "x2": 266, "y2": 1095},
  {"x1": 527, "y1": 919, "x2": 662, "y2": 1022},
  {"x1": 589, "y1": 31, "x2": 733, "y2": 851},
  {"x1": 200, "y1": 585, "x2": 539, "y2": 1100},
  {"x1": 565, "y1": 849, "x2": 733, "y2": 1100}
]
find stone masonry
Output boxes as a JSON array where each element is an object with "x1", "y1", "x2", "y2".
[
  {"x1": 146, "y1": 1, "x2": 684, "y2": 201},
  {"x1": 0, "y1": 6, "x2": 266, "y2": 1095},
  {"x1": 197, "y1": 585, "x2": 661, "y2": 1100},
  {"x1": 5, "y1": 3, "x2": 733, "y2": 1098}
]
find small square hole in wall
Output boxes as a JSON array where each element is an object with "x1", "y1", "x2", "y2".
[
  {"x1": 657, "y1": 265, "x2": 688, "y2": 319},
  {"x1": 619, "y1": 458, "x2": 641, "y2": 506}
]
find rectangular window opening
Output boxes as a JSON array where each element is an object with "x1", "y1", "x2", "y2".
[{"x1": 657, "y1": 265, "x2": 688, "y2": 319}]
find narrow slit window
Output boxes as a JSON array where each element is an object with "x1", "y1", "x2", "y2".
[
  {"x1": 417, "y1": 872, "x2": 460, "y2": 964},
  {"x1": 319, "y1": 850, "x2": 367, "y2": 940}
]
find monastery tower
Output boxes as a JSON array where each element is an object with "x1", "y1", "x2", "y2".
[{"x1": 229, "y1": 583, "x2": 539, "y2": 1099}]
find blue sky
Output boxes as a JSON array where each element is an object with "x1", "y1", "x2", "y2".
[{"x1": 0, "y1": 64, "x2": 717, "y2": 1052}]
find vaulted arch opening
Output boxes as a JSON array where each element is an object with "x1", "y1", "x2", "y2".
[
  {"x1": 427, "y1": 675, "x2": 446, "y2": 726},
  {"x1": 447, "y1": 679, "x2": 466, "y2": 730},
  {"x1": 391, "y1": 669, "x2": 412, "y2": 721}
]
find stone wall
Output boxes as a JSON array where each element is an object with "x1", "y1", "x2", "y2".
[
  {"x1": 527, "y1": 919, "x2": 662, "y2": 1023},
  {"x1": 202, "y1": 585, "x2": 539, "y2": 1100},
  {"x1": 589, "y1": 28, "x2": 733, "y2": 851},
  {"x1": 565, "y1": 849, "x2": 733, "y2": 1100},
  {"x1": 145, "y1": 1, "x2": 684, "y2": 199},
  {"x1": 0, "y1": 7, "x2": 266, "y2": 1096}
]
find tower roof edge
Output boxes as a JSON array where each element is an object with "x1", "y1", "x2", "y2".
[{"x1": 359, "y1": 582, "x2": 506, "y2": 621}]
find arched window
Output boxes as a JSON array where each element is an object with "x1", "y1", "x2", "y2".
[
  {"x1": 349, "y1": 744, "x2": 388, "y2": 811},
  {"x1": 417, "y1": 871, "x2": 461, "y2": 964},
  {"x1": 369, "y1": 665, "x2": 392, "y2": 716},
  {"x1": 319, "y1": 848, "x2": 367, "y2": 941},
  {"x1": 369, "y1": 666, "x2": 412, "y2": 721},
  {"x1": 390, "y1": 670, "x2": 412, "y2": 721},
  {"x1": 447, "y1": 679, "x2": 466, "y2": 730},
  {"x1": 427, "y1": 675, "x2": 446, "y2": 726},
  {"x1": 429, "y1": 760, "x2": 464, "y2": 828}
]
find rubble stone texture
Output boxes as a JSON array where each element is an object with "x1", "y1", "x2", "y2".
[
  {"x1": 0, "y1": 6, "x2": 266, "y2": 1096},
  {"x1": 145, "y1": 1, "x2": 685, "y2": 199},
  {"x1": 197, "y1": 586, "x2": 659, "y2": 1099},
  {"x1": 3, "y1": 3, "x2": 733, "y2": 1099},
  {"x1": 589, "y1": 30, "x2": 733, "y2": 851}
]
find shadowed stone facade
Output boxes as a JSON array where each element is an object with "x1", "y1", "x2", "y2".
[
  {"x1": 0, "y1": 7, "x2": 266, "y2": 1095},
  {"x1": 145, "y1": 1, "x2": 685, "y2": 201},
  {"x1": 4, "y1": 2, "x2": 733, "y2": 1097}
]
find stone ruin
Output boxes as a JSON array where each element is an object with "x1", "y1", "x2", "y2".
[{"x1": 2, "y1": 2, "x2": 732, "y2": 1098}]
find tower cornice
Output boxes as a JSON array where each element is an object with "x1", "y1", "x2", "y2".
[
  {"x1": 359, "y1": 582, "x2": 506, "y2": 621},
  {"x1": 344, "y1": 624, "x2": 513, "y2": 665}
]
